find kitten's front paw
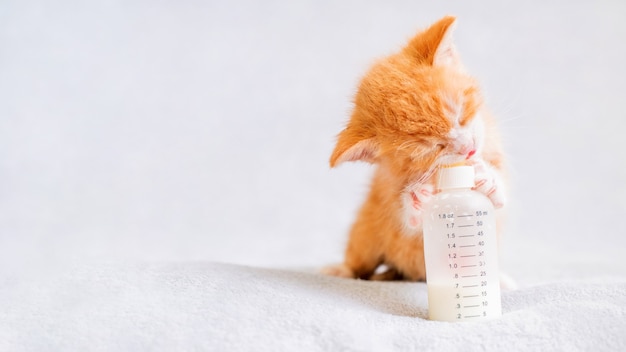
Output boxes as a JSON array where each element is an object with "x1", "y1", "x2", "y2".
[
  {"x1": 409, "y1": 183, "x2": 434, "y2": 211},
  {"x1": 403, "y1": 182, "x2": 435, "y2": 228},
  {"x1": 471, "y1": 159, "x2": 505, "y2": 208}
]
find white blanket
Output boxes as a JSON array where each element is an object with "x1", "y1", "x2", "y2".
[
  {"x1": 2, "y1": 262, "x2": 624, "y2": 351},
  {"x1": 2, "y1": 0, "x2": 625, "y2": 350}
]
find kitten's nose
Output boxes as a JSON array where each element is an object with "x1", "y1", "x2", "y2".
[
  {"x1": 458, "y1": 143, "x2": 475, "y2": 156},
  {"x1": 457, "y1": 142, "x2": 476, "y2": 159}
]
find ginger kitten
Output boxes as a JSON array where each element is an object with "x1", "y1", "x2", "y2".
[{"x1": 325, "y1": 16, "x2": 507, "y2": 281}]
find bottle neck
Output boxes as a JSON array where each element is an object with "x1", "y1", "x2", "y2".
[{"x1": 437, "y1": 165, "x2": 475, "y2": 190}]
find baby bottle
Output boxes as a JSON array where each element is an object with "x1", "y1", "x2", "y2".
[{"x1": 422, "y1": 164, "x2": 502, "y2": 322}]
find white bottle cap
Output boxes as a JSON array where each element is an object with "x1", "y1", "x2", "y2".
[{"x1": 438, "y1": 165, "x2": 475, "y2": 190}]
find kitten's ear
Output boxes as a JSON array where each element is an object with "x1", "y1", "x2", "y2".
[
  {"x1": 405, "y1": 15, "x2": 461, "y2": 67},
  {"x1": 329, "y1": 127, "x2": 379, "y2": 167},
  {"x1": 431, "y1": 16, "x2": 459, "y2": 67}
]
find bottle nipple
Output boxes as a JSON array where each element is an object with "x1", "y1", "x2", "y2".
[{"x1": 438, "y1": 164, "x2": 475, "y2": 190}]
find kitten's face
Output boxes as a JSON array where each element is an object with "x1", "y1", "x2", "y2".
[
  {"x1": 356, "y1": 63, "x2": 485, "y2": 171},
  {"x1": 330, "y1": 16, "x2": 486, "y2": 176}
]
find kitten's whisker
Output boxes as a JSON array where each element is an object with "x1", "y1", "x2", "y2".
[
  {"x1": 395, "y1": 140, "x2": 416, "y2": 157},
  {"x1": 397, "y1": 141, "x2": 414, "y2": 151},
  {"x1": 410, "y1": 147, "x2": 429, "y2": 159}
]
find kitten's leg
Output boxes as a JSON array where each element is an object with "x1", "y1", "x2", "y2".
[
  {"x1": 321, "y1": 213, "x2": 383, "y2": 279},
  {"x1": 321, "y1": 252, "x2": 381, "y2": 280}
]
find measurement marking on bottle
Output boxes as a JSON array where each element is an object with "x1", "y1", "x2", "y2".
[
  {"x1": 464, "y1": 305, "x2": 480, "y2": 308},
  {"x1": 457, "y1": 215, "x2": 474, "y2": 218},
  {"x1": 462, "y1": 285, "x2": 479, "y2": 288},
  {"x1": 459, "y1": 245, "x2": 476, "y2": 248},
  {"x1": 464, "y1": 315, "x2": 481, "y2": 318},
  {"x1": 458, "y1": 234, "x2": 474, "y2": 238},
  {"x1": 461, "y1": 265, "x2": 477, "y2": 268},
  {"x1": 457, "y1": 225, "x2": 474, "y2": 228},
  {"x1": 463, "y1": 295, "x2": 480, "y2": 298},
  {"x1": 460, "y1": 254, "x2": 476, "y2": 258},
  {"x1": 461, "y1": 275, "x2": 478, "y2": 278}
]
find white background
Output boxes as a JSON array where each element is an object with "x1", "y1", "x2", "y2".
[{"x1": 2, "y1": 0, "x2": 625, "y2": 282}]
